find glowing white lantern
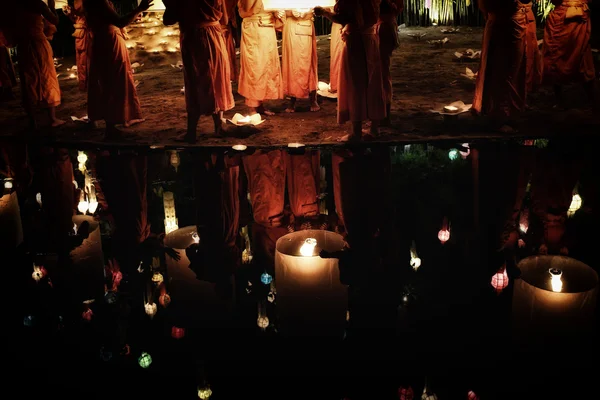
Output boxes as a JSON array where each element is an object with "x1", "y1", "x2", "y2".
[
  {"x1": 567, "y1": 193, "x2": 582, "y2": 217},
  {"x1": 77, "y1": 151, "x2": 87, "y2": 172},
  {"x1": 549, "y1": 268, "x2": 563, "y2": 293},
  {"x1": 77, "y1": 191, "x2": 89, "y2": 214},
  {"x1": 32, "y1": 264, "x2": 46, "y2": 282},
  {"x1": 232, "y1": 144, "x2": 247, "y2": 151},
  {"x1": 3, "y1": 179, "x2": 12, "y2": 190},
  {"x1": 36, "y1": 193, "x2": 42, "y2": 207},
  {"x1": 437, "y1": 229, "x2": 450, "y2": 244},
  {"x1": 275, "y1": 230, "x2": 348, "y2": 337},
  {"x1": 410, "y1": 240, "x2": 421, "y2": 271},
  {"x1": 144, "y1": 302, "x2": 158, "y2": 318},
  {"x1": 459, "y1": 143, "x2": 470, "y2": 159},
  {"x1": 163, "y1": 191, "x2": 179, "y2": 234},
  {"x1": 257, "y1": 316, "x2": 269, "y2": 329},
  {"x1": 197, "y1": 386, "x2": 213, "y2": 400},
  {"x1": 88, "y1": 197, "x2": 98, "y2": 214}
]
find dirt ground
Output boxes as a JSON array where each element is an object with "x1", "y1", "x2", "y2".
[{"x1": 1, "y1": 27, "x2": 598, "y2": 149}]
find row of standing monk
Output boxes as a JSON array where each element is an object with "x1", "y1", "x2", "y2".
[{"x1": 0, "y1": 0, "x2": 596, "y2": 142}]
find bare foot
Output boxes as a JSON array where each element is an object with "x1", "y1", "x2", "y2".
[
  {"x1": 310, "y1": 103, "x2": 320, "y2": 112},
  {"x1": 51, "y1": 119, "x2": 66, "y2": 127},
  {"x1": 124, "y1": 118, "x2": 145, "y2": 127},
  {"x1": 263, "y1": 109, "x2": 275, "y2": 116},
  {"x1": 174, "y1": 132, "x2": 196, "y2": 143},
  {"x1": 285, "y1": 108, "x2": 295, "y2": 113}
]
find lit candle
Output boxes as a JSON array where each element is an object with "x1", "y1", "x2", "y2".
[
  {"x1": 299, "y1": 237, "x2": 317, "y2": 257},
  {"x1": 443, "y1": 105, "x2": 459, "y2": 113},
  {"x1": 288, "y1": 142, "x2": 305, "y2": 149},
  {"x1": 77, "y1": 191, "x2": 89, "y2": 214},
  {"x1": 232, "y1": 144, "x2": 247, "y2": 151},
  {"x1": 549, "y1": 268, "x2": 563, "y2": 293}
]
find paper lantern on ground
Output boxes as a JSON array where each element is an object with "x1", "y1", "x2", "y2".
[
  {"x1": 171, "y1": 326, "x2": 185, "y2": 339},
  {"x1": 197, "y1": 386, "x2": 212, "y2": 399},
  {"x1": 275, "y1": 230, "x2": 348, "y2": 337},
  {"x1": 138, "y1": 352, "x2": 152, "y2": 368},
  {"x1": 0, "y1": 191, "x2": 23, "y2": 251},
  {"x1": 467, "y1": 391, "x2": 479, "y2": 400},
  {"x1": 398, "y1": 386, "x2": 414, "y2": 400},
  {"x1": 512, "y1": 256, "x2": 599, "y2": 347},
  {"x1": 491, "y1": 266, "x2": 509, "y2": 294}
]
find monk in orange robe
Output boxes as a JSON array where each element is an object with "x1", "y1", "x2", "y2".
[
  {"x1": 238, "y1": 0, "x2": 283, "y2": 115},
  {"x1": 316, "y1": 0, "x2": 386, "y2": 141},
  {"x1": 64, "y1": 0, "x2": 90, "y2": 91},
  {"x1": 328, "y1": 1, "x2": 344, "y2": 94},
  {"x1": 164, "y1": 0, "x2": 235, "y2": 142},
  {"x1": 281, "y1": 9, "x2": 319, "y2": 113},
  {"x1": 473, "y1": 0, "x2": 542, "y2": 118},
  {"x1": 543, "y1": 0, "x2": 596, "y2": 107},
  {"x1": 84, "y1": 0, "x2": 150, "y2": 138},
  {"x1": 284, "y1": 150, "x2": 320, "y2": 220},
  {"x1": 222, "y1": 0, "x2": 238, "y2": 79},
  {"x1": 378, "y1": 0, "x2": 402, "y2": 126},
  {"x1": 14, "y1": 0, "x2": 64, "y2": 129}
]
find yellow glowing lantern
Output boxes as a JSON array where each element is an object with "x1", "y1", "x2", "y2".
[
  {"x1": 144, "y1": 302, "x2": 158, "y2": 318},
  {"x1": 257, "y1": 316, "x2": 269, "y2": 329},
  {"x1": 513, "y1": 256, "x2": 599, "y2": 348},
  {"x1": 77, "y1": 191, "x2": 89, "y2": 214},
  {"x1": 197, "y1": 386, "x2": 212, "y2": 400},
  {"x1": 151, "y1": 271, "x2": 164, "y2": 285},
  {"x1": 77, "y1": 151, "x2": 88, "y2": 172},
  {"x1": 163, "y1": 191, "x2": 179, "y2": 234},
  {"x1": 275, "y1": 230, "x2": 348, "y2": 337},
  {"x1": 567, "y1": 193, "x2": 582, "y2": 217},
  {"x1": 232, "y1": 144, "x2": 247, "y2": 151}
]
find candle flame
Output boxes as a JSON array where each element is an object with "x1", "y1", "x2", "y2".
[
  {"x1": 549, "y1": 268, "x2": 563, "y2": 293},
  {"x1": 299, "y1": 237, "x2": 317, "y2": 257}
]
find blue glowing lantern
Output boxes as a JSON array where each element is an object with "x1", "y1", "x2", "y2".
[
  {"x1": 448, "y1": 149, "x2": 459, "y2": 160},
  {"x1": 138, "y1": 352, "x2": 152, "y2": 368},
  {"x1": 260, "y1": 272, "x2": 272, "y2": 285},
  {"x1": 23, "y1": 315, "x2": 35, "y2": 327}
]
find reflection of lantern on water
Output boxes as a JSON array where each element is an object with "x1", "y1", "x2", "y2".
[
  {"x1": 467, "y1": 390, "x2": 479, "y2": 400},
  {"x1": 138, "y1": 352, "x2": 152, "y2": 368},
  {"x1": 3, "y1": 179, "x2": 12, "y2": 194},
  {"x1": 197, "y1": 386, "x2": 213, "y2": 399},
  {"x1": 145, "y1": 302, "x2": 158, "y2": 318},
  {"x1": 1, "y1": 190, "x2": 24, "y2": 251},
  {"x1": 459, "y1": 143, "x2": 470, "y2": 159},
  {"x1": 23, "y1": 315, "x2": 35, "y2": 327},
  {"x1": 171, "y1": 326, "x2": 185, "y2": 339},
  {"x1": 32, "y1": 264, "x2": 46, "y2": 282},
  {"x1": 410, "y1": 240, "x2": 421, "y2": 271},
  {"x1": 163, "y1": 191, "x2": 179, "y2": 234},
  {"x1": 421, "y1": 389, "x2": 438, "y2": 400},
  {"x1": 77, "y1": 151, "x2": 87, "y2": 172},
  {"x1": 519, "y1": 208, "x2": 529, "y2": 234},
  {"x1": 438, "y1": 217, "x2": 450, "y2": 244},
  {"x1": 398, "y1": 386, "x2": 414, "y2": 400},
  {"x1": 77, "y1": 191, "x2": 89, "y2": 214},
  {"x1": 512, "y1": 256, "x2": 599, "y2": 345},
  {"x1": 151, "y1": 271, "x2": 164, "y2": 286},
  {"x1": 257, "y1": 316, "x2": 269, "y2": 330},
  {"x1": 159, "y1": 293, "x2": 171, "y2": 307},
  {"x1": 567, "y1": 193, "x2": 582, "y2": 217},
  {"x1": 260, "y1": 272, "x2": 272, "y2": 285},
  {"x1": 82, "y1": 308, "x2": 93, "y2": 321},
  {"x1": 448, "y1": 148, "x2": 459, "y2": 160},
  {"x1": 491, "y1": 266, "x2": 509, "y2": 294},
  {"x1": 275, "y1": 230, "x2": 348, "y2": 337},
  {"x1": 36, "y1": 192, "x2": 42, "y2": 207}
]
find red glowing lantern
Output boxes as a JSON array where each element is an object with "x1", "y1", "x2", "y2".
[
  {"x1": 159, "y1": 293, "x2": 171, "y2": 307},
  {"x1": 82, "y1": 308, "x2": 93, "y2": 321},
  {"x1": 438, "y1": 217, "x2": 451, "y2": 244},
  {"x1": 398, "y1": 386, "x2": 414, "y2": 400},
  {"x1": 491, "y1": 266, "x2": 509, "y2": 294},
  {"x1": 171, "y1": 326, "x2": 185, "y2": 339},
  {"x1": 467, "y1": 391, "x2": 479, "y2": 400}
]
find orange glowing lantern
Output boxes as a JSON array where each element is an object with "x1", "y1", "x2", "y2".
[
  {"x1": 171, "y1": 326, "x2": 185, "y2": 339},
  {"x1": 398, "y1": 386, "x2": 414, "y2": 400},
  {"x1": 491, "y1": 266, "x2": 509, "y2": 294},
  {"x1": 159, "y1": 293, "x2": 171, "y2": 307},
  {"x1": 438, "y1": 217, "x2": 450, "y2": 244},
  {"x1": 467, "y1": 391, "x2": 479, "y2": 400}
]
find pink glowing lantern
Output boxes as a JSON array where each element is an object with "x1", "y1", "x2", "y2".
[
  {"x1": 491, "y1": 266, "x2": 509, "y2": 294},
  {"x1": 171, "y1": 326, "x2": 186, "y2": 339},
  {"x1": 438, "y1": 217, "x2": 450, "y2": 244},
  {"x1": 82, "y1": 308, "x2": 93, "y2": 321},
  {"x1": 467, "y1": 391, "x2": 479, "y2": 400},
  {"x1": 159, "y1": 293, "x2": 171, "y2": 308},
  {"x1": 398, "y1": 386, "x2": 414, "y2": 400}
]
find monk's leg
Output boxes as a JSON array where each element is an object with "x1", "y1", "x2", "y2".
[
  {"x1": 249, "y1": 99, "x2": 275, "y2": 116},
  {"x1": 286, "y1": 97, "x2": 297, "y2": 113},
  {"x1": 310, "y1": 91, "x2": 320, "y2": 112},
  {"x1": 47, "y1": 106, "x2": 65, "y2": 127},
  {"x1": 351, "y1": 121, "x2": 362, "y2": 141},
  {"x1": 212, "y1": 112, "x2": 225, "y2": 136}
]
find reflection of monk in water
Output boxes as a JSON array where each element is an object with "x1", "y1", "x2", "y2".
[
  {"x1": 378, "y1": 0, "x2": 403, "y2": 126},
  {"x1": 64, "y1": 0, "x2": 91, "y2": 91}
]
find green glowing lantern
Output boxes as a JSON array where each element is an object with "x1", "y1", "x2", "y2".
[
  {"x1": 448, "y1": 149, "x2": 459, "y2": 160},
  {"x1": 138, "y1": 352, "x2": 152, "y2": 368}
]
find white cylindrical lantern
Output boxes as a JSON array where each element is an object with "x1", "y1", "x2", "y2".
[
  {"x1": 70, "y1": 215, "x2": 106, "y2": 301},
  {"x1": 275, "y1": 230, "x2": 347, "y2": 337},
  {"x1": 513, "y1": 256, "x2": 598, "y2": 346},
  {"x1": 163, "y1": 226, "x2": 234, "y2": 328},
  {"x1": 0, "y1": 192, "x2": 23, "y2": 251}
]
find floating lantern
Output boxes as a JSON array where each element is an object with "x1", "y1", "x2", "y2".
[
  {"x1": 398, "y1": 386, "x2": 414, "y2": 400},
  {"x1": 232, "y1": 144, "x2": 247, "y2": 151},
  {"x1": 151, "y1": 271, "x2": 164, "y2": 285},
  {"x1": 77, "y1": 191, "x2": 89, "y2": 214},
  {"x1": 242, "y1": 248, "x2": 253, "y2": 264},
  {"x1": 260, "y1": 272, "x2": 273, "y2": 285},
  {"x1": 491, "y1": 266, "x2": 509, "y2": 294},
  {"x1": 197, "y1": 386, "x2": 213, "y2": 400},
  {"x1": 171, "y1": 326, "x2": 185, "y2": 339},
  {"x1": 163, "y1": 191, "x2": 179, "y2": 234},
  {"x1": 467, "y1": 391, "x2": 479, "y2": 400},
  {"x1": 159, "y1": 293, "x2": 171, "y2": 307},
  {"x1": 77, "y1": 151, "x2": 87, "y2": 171},
  {"x1": 82, "y1": 308, "x2": 93, "y2": 321},
  {"x1": 145, "y1": 302, "x2": 158, "y2": 318},
  {"x1": 567, "y1": 193, "x2": 582, "y2": 217},
  {"x1": 257, "y1": 316, "x2": 269, "y2": 329},
  {"x1": 409, "y1": 240, "x2": 421, "y2": 271},
  {"x1": 32, "y1": 264, "x2": 46, "y2": 282},
  {"x1": 448, "y1": 149, "x2": 459, "y2": 160},
  {"x1": 513, "y1": 256, "x2": 598, "y2": 346},
  {"x1": 138, "y1": 352, "x2": 152, "y2": 368},
  {"x1": 275, "y1": 230, "x2": 348, "y2": 337},
  {"x1": 438, "y1": 217, "x2": 450, "y2": 244}
]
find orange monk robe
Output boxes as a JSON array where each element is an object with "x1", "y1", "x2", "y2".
[
  {"x1": 168, "y1": 0, "x2": 235, "y2": 116},
  {"x1": 543, "y1": 0, "x2": 595, "y2": 85},
  {"x1": 69, "y1": 0, "x2": 90, "y2": 91},
  {"x1": 334, "y1": 0, "x2": 386, "y2": 124},
  {"x1": 284, "y1": 150, "x2": 320, "y2": 219},
  {"x1": 222, "y1": 0, "x2": 238, "y2": 79},
  {"x1": 378, "y1": 0, "x2": 403, "y2": 104},
  {"x1": 473, "y1": 0, "x2": 542, "y2": 116},
  {"x1": 15, "y1": 12, "x2": 61, "y2": 109},
  {"x1": 85, "y1": 0, "x2": 142, "y2": 125},
  {"x1": 281, "y1": 11, "x2": 318, "y2": 99},
  {"x1": 237, "y1": 0, "x2": 283, "y2": 107},
  {"x1": 329, "y1": 22, "x2": 343, "y2": 92}
]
